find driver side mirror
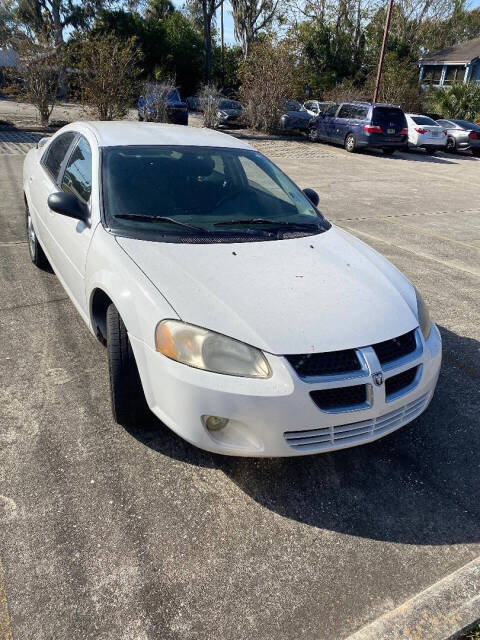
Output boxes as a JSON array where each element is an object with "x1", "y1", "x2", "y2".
[
  {"x1": 303, "y1": 188, "x2": 319, "y2": 207},
  {"x1": 48, "y1": 192, "x2": 90, "y2": 227}
]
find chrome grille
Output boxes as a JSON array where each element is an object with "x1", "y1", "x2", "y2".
[{"x1": 284, "y1": 394, "x2": 428, "y2": 451}]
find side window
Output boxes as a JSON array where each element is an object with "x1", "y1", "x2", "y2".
[
  {"x1": 42, "y1": 133, "x2": 76, "y2": 183},
  {"x1": 61, "y1": 136, "x2": 92, "y2": 203},
  {"x1": 337, "y1": 104, "x2": 354, "y2": 119},
  {"x1": 352, "y1": 106, "x2": 368, "y2": 120},
  {"x1": 324, "y1": 103, "x2": 338, "y2": 117}
]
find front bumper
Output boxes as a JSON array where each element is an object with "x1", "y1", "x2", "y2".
[{"x1": 130, "y1": 324, "x2": 442, "y2": 457}]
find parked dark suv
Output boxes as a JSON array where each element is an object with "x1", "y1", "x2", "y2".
[{"x1": 308, "y1": 102, "x2": 408, "y2": 154}]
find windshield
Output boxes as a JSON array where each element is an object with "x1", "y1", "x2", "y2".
[
  {"x1": 285, "y1": 101, "x2": 303, "y2": 111},
  {"x1": 412, "y1": 116, "x2": 438, "y2": 126},
  {"x1": 102, "y1": 146, "x2": 330, "y2": 243}
]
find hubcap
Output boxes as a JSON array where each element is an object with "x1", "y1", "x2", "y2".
[
  {"x1": 27, "y1": 213, "x2": 36, "y2": 257},
  {"x1": 347, "y1": 136, "x2": 354, "y2": 150}
]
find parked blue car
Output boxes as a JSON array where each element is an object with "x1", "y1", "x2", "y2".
[
  {"x1": 138, "y1": 88, "x2": 188, "y2": 126},
  {"x1": 308, "y1": 102, "x2": 408, "y2": 154}
]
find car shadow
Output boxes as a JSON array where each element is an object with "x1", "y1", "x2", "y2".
[{"x1": 124, "y1": 325, "x2": 480, "y2": 545}]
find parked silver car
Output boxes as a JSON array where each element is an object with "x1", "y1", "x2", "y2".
[{"x1": 436, "y1": 118, "x2": 480, "y2": 156}]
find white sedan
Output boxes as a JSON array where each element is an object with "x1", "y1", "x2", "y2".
[
  {"x1": 23, "y1": 122, "x2": 442, "y2": 456},
  {"x1": 405, "y1": 113, "x2": 447, "y2": 154}
]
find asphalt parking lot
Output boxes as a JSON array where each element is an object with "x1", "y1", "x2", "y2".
[{"x1": 0, "y1": 129, "x2": 479, "y2": 640}]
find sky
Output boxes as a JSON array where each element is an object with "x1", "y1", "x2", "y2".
[
  {"x1": 173, "y1": 0, "x2": 480, "y2": 49},
  {"x1": 173, "y1": 0, "x2": 236, "y2": 45}
]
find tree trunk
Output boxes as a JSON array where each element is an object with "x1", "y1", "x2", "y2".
[{"x1": 51, "y1": 0, "x2": 66, "y2": 98}]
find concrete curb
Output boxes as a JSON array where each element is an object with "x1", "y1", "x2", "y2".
[{"x1": 344, "y1": 556, "x2": 480, "y2": 640}]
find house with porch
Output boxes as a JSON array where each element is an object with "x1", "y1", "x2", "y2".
[{"x1": 418, "y1": 37, "x2": 480, "y2": 87}]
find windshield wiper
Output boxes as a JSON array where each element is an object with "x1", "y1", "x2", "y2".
[
  {"x1": 114, "y1": 214, "x2": 207, "y2": 232},
  {"x1": 214, "y1": 218, "x2": 323, "y2": 231}
]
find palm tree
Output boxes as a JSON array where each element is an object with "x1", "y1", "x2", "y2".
[{"x1": 429, "y1": 82, "x2": 480, "y2": 122}]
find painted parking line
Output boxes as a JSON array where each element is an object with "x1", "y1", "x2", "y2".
[
  {"x1": 0, "y1": 131, "x2": 44, "y2": 155},
  {"x1": 0, "y1": 558, "x2": 13, "y2": 640},
  {"x1": 339, "y1": 224, "x2": 480, "y2": 278},
  {"x1": 380, "y1": 216, "x2": 480, "y2": 251}
]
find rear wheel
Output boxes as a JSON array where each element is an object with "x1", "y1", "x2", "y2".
[
  {"x1": 446, "y1": 136, "x2": 456, "y2": 153},
  {"x1": 25, "y1": 200, "x2": 48, "y2": 269},
  {"x1": 106, "y1": 304, "x2": 150, "y2": 427},
  {"x1": 383, "y1": 148, "x2": 395, "y2": 155},
  {"x1": 344, "y1": 133, "x2": 357, "y2": 153}
]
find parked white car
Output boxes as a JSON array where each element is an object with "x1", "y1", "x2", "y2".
[
  {"x1": 23, "y1": 122, "x2": 441, "y2": 457},
  {"x1": 405, "y1": 114, "x2": 447, "y2": 154}
]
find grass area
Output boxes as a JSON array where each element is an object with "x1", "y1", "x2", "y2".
[{"x1": 462, "y1": 623, "x2": 480, "y2": 639}]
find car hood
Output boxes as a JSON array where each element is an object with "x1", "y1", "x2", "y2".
[{"x1": 116, "y1": 227, "x2": 419, "y2": 355}]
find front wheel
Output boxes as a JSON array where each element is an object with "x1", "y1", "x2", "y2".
[
  {"x1": 344, "y1": 133, "x2": 357, "y2": 153},
  {"x1": 26, "y1": 201, "x2": 49, "y2": 269},
  {"x1": 308, "y1": 125, "x2": 319, "y2": 142},
  {"x1": 106, "y1": 304, "x2": 150, "y2": 427}
]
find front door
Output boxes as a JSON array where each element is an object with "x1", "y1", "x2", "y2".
[{"x1": 31, "y1": 133, "x2": 94, "y2": 315}]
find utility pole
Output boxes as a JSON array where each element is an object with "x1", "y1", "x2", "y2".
[
  {"x1": 220, "y1": 0, "x2": 225, "y2": 86},
  {"x1": 373, "y1": 0, "x2": 394, "y2": 104}
]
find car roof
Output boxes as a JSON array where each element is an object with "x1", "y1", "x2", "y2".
[{"x1": 59, "y1": 121, "x2": 254, "y2": 150}]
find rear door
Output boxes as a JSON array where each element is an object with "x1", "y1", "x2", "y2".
[{"x1": 371, "y1": 106, "x2": 407, "y2": 141}]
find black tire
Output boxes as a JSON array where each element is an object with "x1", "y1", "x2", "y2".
[
  {"x1": 138, "y1": 113, "x2": 144, "y2": 121},
  {"x1": 25, "y1": 199, "x2": 49, "y2": 269},
  {"x1": 383, "y1": 148, "x2": 395, "y2": 155},
  {"x1": 344, "y1": 133, "x2": 357, "y2": 153},
  {"x1": 106, "y1": 304, "x2": 149, "y2": 426},
  {"x1": 446, "y1": 136, "x2": 456, "y2": 153},
  {"x1": 308, "y1": 125, "x2": 319, "y2": 142}
]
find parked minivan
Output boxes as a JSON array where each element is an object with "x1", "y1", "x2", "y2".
[{"x1": 308, "y1": 102, "x2": 408, "y2": 154}]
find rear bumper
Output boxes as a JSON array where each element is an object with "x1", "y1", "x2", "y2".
[{"x1": 359, "y1": 133, "x2": 408, "y2": 149}]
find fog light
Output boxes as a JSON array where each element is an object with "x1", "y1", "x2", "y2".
[{"x1": 203, "y1": 415, "x2": 229, "y2": 432}]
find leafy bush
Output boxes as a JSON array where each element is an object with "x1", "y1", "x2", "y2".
[
  {"x1": 74, "y1": 33, "x2": 142, "y2": 121},
  {"x1": 198, "y1": 84, "x2": 220, "y2": 128},
  {"x1": 7, "y1": 38, "x2": 60, "y2": 126},
  {"x1": 238, "y1": 39, "x2": 296, "y2": 133}
]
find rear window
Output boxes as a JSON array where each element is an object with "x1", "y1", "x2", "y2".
[
  {"x1": 412, "y1": 116, "x2": 438, "y2": 126},
  {"x1": 372, "y1": 107, "x2": 406, "y2": 127},
  {"x1": 450, "y1": 119, "x2": 480, "y2": 130}
]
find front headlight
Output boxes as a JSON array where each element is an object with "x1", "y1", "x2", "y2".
[
  {"x1": 415, "y1": 287, "x2": 431, "y2": 340},
  {"x1": 155, "y1": 320, "x2": 271, "y2": 378}
]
